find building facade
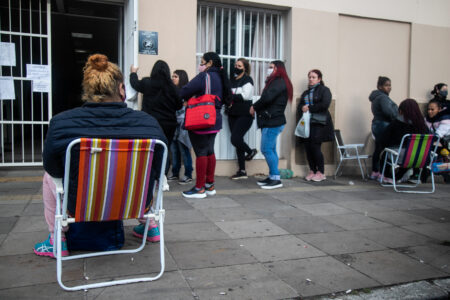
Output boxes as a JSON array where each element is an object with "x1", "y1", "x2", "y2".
[{"x1": 1, "y1": 0, "x2": 449, "y2": 177}]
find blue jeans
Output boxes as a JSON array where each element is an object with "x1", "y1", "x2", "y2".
[
  {"x1": 170, "y1": 140, "x2": 193, "y2": 178},
  {"x1": 261, "y1": 125, "x2": 285, "y2": 180}
]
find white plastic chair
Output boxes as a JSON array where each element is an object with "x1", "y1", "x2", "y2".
[
  {"x1": 334, "y1": 129, "x2": 370, "y2": 179},
  {"x1": 54, "y1": 138, "x2": 167, "y2": 291}
]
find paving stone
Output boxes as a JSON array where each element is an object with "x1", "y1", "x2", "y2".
[
  {"x1": 0, "y1": 230, "x2": 49, "y2": 256},
  {"x1": 0, "y1": 216, "x2": 18, "y2": 234},
  {"x1": 0, "y1": 234, "x2": 5, "y2": 245},
  {"x1": 164, "y1": 222, "x2": 230, "y2": 242},
  {"x1": 402, "y1": 223, "x2": 450, "y2": 241},
  {"x1": 335, "y1": 250, "x2": 447, "y2": 285},
  {"x1": 400, "y1": 244, "x2": 450, "y2": 274},
  {"x1": 200, "y1": 207, "x2": 261, "y2": 222},
  {"x1": 0, "y1": 253, "x2": 83, "y2": 289},
  {"x1": 406, "y1": 208, "x2": 450, "y2": 223},
  {"x1": 424, "y1": 199, "x2": 450, "y2": 210},
  {"x1": 270, "y1": 207, "x2": 313, "y2": 218},
  {"x1": 231, "y1": 194, "x2": 295, "y2": 217},
  {"x1": 270, "y1": 215, "x2": 345, "y2": 234},
  {"x1": 0, "y1": 199, "x2": 29, "y2": 204},
  {"x1": 334, "y1": 200, "x2": 395, "y2": 213},
  {"x1": 185, "y1": 196, "x2": 241, "y2": 210},
  {"x1": 347, "y1": 190, "x2": 396, "y2": 201},
  {"x1": 370, "y1": 199, "x2": 432, "y2": 210},
  {"x1": 265, "y1": 256, "x2": 378, "y2": 297},
  {"x1": 91, "y1": 271, "x2": 194, "y2": 300},
  {"x1": 184, "y1": 263, "x2": 299, "y2": 299},
  {"x1": 271, "y1": 191, "x2": 331, "y2": 205},
  {"x1": 21, "y1": 202, "x2": 44, "y2": 216},
  {"x1": 307, "y1": 190, "x2": 363, "y2": 202},
  {"x1": 0, "y1": 281, "x2": 98, "y2": 299},
  {"x1": 214, "y1": 219, "x2": 289, "y2": 239},
  {"x1": 164, "y1": 209, "x2": 209, "y2": 224},
  {"x1": 367, "y1": 211, "x2": 436, "y2": 226},
  {"x1": 0, "y1": 203, "x2": 26, "y2": 217},
  {"x1": 293, "y1": 203, "x2": 354, "y2": 216},
  {"x1": 11, "y1": 215, "x2": 47, "y2": 233},
  {"x1": 433, "y1": 277, "x2": 450, "y2": 293},
  {"x1": 163, "y1": 197, "x2": 194, "y2": 210},
  {"x1": 236, "y1": 235, "x2": 325, "y2": 262},
  {"x1": 321, "y1": 214, "x2": 392, "y2": 230},
  {"x1": 383, "y1": 281, "x2": 448, "y2": 300},
  {"x1": 300, "y1": 231, "x2": 386, "y2": 255},
  {"x1": 166, "y1": 239, "x2": 256, "y2": 269},
  {"x1": 85, "y1": 245, "x2": 178, "y2": 280},
  {"x1": 353, "y1": 227, "x2": 433, "y2": 248}
]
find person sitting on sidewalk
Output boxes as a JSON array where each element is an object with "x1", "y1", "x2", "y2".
[{"x1": 33, "y1": 54, "x2": 167, "y2": 258}]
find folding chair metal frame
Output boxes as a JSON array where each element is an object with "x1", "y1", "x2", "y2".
[
  {"x1": 334, "y1": 129, "x2": 370, "y2": 179},
  {"x1": 380, "y1": 134, "x2": 439, "y2": 193},
  {"x1": 53, "y1": 138, "x2": 168, "y2": 291}
]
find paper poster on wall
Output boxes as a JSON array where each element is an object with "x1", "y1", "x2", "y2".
[
  {"x1": 139, "y1": 31, "x2": 158, "y2": 55},
  {"x1": 26, "y1": 64, "x2": 50, "y2": 93},
  {"x1": 0, "y1": 42, "x2": 16, "y2": 66},
  {"x1": 0, "y1": 77, "x2": 15, "y2": 100}
]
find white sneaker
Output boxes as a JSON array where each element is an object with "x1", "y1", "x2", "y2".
[{"x1": 162, "y1": 175, "x2": 170, "y2": 191}]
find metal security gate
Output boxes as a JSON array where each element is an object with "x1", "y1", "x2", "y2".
[{"x1": 0, "y1": 0, "x2": 51, "y2": 166}]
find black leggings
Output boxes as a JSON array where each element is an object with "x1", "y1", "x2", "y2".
[
  {"x1": 161, "y1": 124, "x2": 176, "y2": 175},
  {"x1": 229, "y1": 115, "x2": 253, "y2": 170},
  {"x1": 304, "y1": 141, "x2": 324, "y2": 173},
  {"x1": 189, "y1": 132, "x2": 216, "y2": 157}
]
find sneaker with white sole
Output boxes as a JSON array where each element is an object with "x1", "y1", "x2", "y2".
[
  {"x1": 260, "y1": 179, "x2": 283, "y2": 189},
  {"x1": 182, "y1": 186, "x2": 206, "y2": 198},
  {"x1": 34, "y1": 234, "x2": 69, "y2": 258},
  {"x1": 205, "y1": 183, "x2": 216, "y2": 196},
  {"x1": 231, "y1": 170, "x2": 248, "y2": 180},
  {"x1": 305, "y1": 170, "x2": 315, "y2": 181},
  {"x1": 178, "y1": 176, "x2": 193, "y2": 185},
  {"x1": 132, "y1": 223, "x2": 160, "y2": 242},
  {"x1": 311, "y1": 172, "x2": 326, "y2": 182},
  {"x1": 257, "y1": 177, "x2": 271, "y2": 186}
]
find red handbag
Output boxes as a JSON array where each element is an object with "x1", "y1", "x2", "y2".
[{"x1": 184, "y1": 73, "x2": 219, "y2": 130}]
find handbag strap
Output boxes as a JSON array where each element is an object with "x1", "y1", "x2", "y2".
[{"x1": 205, "y1": 73, "x2": 211, "y2": 95}]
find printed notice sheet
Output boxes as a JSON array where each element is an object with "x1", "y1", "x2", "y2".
[
  {"x1": 0, "y1": 42, "x2": 16, "y2": 66},
  {"x1": 0, "y1": 77, "x2": 15, "y2": 100},
  {"x1": 26, "y1": 64, "x2": 51, "y2": 92}
]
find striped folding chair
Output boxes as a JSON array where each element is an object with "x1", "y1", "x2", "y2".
[
  {"x1": 380, "y1": 134, "x2": 439, "y2": 193},
  {"x1": 53, "y1": 138, "x2": 168, "y2": 291}
]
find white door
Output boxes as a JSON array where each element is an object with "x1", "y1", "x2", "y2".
[{"x1": 123, "y1": 0, "x2": 138, "y2": 109}]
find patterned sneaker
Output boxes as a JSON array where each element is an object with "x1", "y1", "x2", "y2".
[
  {"x1": 205, "y1": 183, "x2": 216, "y2": 196},
  {"x1": 257, "y1": 177, "x2": 271, "y2": 186},
  {"x1": 33, "y1": 234, "x2": 69, "y2": 258},
  {"x1": 182, "y1": 186, "x2": 207, "y2": 198},
  {"x1": 311, "y1": 172, "x2": 326, "y2": 182},
  {"x1": 305, "y1": 170, "x2": 315, "y2": 181},
  {"x1": 132, "y1": 223, "x2": 160, "y2": 242},
  {"x1": 231, "y1": 170, "x2": 248, "y2": 180},
  {"x1": 369, "y1": 171, "x2": 380, "y2": 180},
  {"x1": 178, "y1": 176, "x2": 193, "y2": 185}
]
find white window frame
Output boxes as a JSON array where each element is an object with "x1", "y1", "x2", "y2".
[{"x1": 196, "y1": 2, "x2": 284, "y2": 160}]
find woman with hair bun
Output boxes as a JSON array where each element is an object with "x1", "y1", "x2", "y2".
[
  {"x1": 34, "y1": 54, "x2": 167, "y2": 258},
  {"x1": 369, "y1": 76, "x2": 398, "y2": 180}
]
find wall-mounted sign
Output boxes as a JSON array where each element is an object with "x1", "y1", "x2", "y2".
[{"x1": 139, "y1": 31, "x2": 158, "y2": 55}]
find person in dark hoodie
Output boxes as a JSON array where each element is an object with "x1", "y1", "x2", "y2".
[
  {"x1": 130, "y1": 60, "x2": 182, "y2": 151},
  {"x1": 369, "y1": 76, "x2": 398, "y2": 180},
  {"x1": 429, "y1": 83, "x2": 449, "y2": 111}
]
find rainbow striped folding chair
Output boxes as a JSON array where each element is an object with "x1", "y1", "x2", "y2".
[
  {"x1": 53, "y1": 138, "x2": 168, "y2": 291},
  {"x1": 380, "y1": 134, "x2": 439, "y2": 193}
]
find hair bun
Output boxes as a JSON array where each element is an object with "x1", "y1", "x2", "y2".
[{"x1": 88, "y1": 54, "x2": 108, "y2": 71}]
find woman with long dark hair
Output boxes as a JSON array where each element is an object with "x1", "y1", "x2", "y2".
[
  {"x1": 297, "y1": 69, "x2": 334, "y2": 182},
  {"x1": 250, "y1": 60, "x2": 292, "y2": 189},
  {"x1": 180, "y1": 52, "x2": 231, "y2": 198},
  {"x1": 228, "y1": 58, "x2": 257, "y2": 180},
  {"x1": 130, "y1": 60, "x2": 182, "y2": 148},
  {"x1": 430, "y1": 83, "x2": 449, "y2": 111},
  {"x1": 169, "y1": 69, "x2": 194, "y2": 184},
  {"x1": 369, "y1": 76, "x2": 398, "y2": 180}
]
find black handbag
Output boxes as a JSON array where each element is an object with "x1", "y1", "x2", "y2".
[{"x1": 310, "y1": 112, "x2": 327, "y2": 125}]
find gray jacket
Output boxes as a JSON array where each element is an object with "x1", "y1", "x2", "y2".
[{"x1": 369, "y1": 90, "x2": 398, "y2": 123}]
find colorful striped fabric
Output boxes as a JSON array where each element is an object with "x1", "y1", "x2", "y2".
[
  {"x1": 75, "y1": 138, "x2": 155, "y2": 222},
  {"x1": 398, "y1": 134, "x2": 435, "y2": 169}
]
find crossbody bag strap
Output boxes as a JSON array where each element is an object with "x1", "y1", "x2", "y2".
[{"x1": 205, "y1": 73, "x2": 211, "y2": 95}]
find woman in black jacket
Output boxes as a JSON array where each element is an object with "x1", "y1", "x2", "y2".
[
  {"x1": 130, "y1": 60, "x2": 182, "y2": 147},
  {"x1": 297, "y1": 69, "x2": 334, "y2": 182},
  {"x1": 228, "y1": 58, "x2": 257, "y2": 180},
  {"x1": 250, "y1": 60, "x2": 293, "y2": 189}
]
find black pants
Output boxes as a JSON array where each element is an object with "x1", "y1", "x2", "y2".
[
  {"x1": 304, "y1": 141, "x2": 324, "y2": 173},
  {"x1": 229, "y1": 115, "x2": 253, "y2": 171},
  {"x1": 161, "y1": 124, "x2": 176, "y2": 175},
  {"x1": 189, "y1": 131, "x2": 216, "y2": 157}
]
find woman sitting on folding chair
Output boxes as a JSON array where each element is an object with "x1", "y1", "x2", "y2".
[
  {"x1": 34, "y1": 54, "x2": 167, "y2": 258},
  {"x1": 377, "y1": 98, "x2": 429, "y2": 183}
]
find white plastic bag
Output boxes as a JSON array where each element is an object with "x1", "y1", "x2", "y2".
[
  {"x1": 125, "y1": 80, "x2": 138, "y2": 110},
  {"x1": 295, "y1": 111, "x2": 310, "y2": 138}
]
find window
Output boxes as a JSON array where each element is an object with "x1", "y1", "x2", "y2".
[{"x1": 197, "y1": 2, "x2": 284, "y2": 160}]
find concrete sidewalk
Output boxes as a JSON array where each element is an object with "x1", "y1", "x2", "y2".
[{"x1": 0, "y1": 168, "x2": 449, "y2": 299}]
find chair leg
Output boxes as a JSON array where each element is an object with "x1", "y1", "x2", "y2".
[
  {"x1": 357, "y1": 158, "x2": 365, "y2": 180},
  {"x1": 335, "y1": 159, "x2": 344, "y2": 179}
]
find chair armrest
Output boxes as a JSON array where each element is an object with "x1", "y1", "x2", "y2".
[
  {"x1": 338, "y1": 144, "x2": 365, "y2": 149},
  {"x1": 384, "y1": 147, "x2": 398, "y2": 156},
  {"x1": 51, "y1": 177, "x2": 64, "y2": 194}
]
